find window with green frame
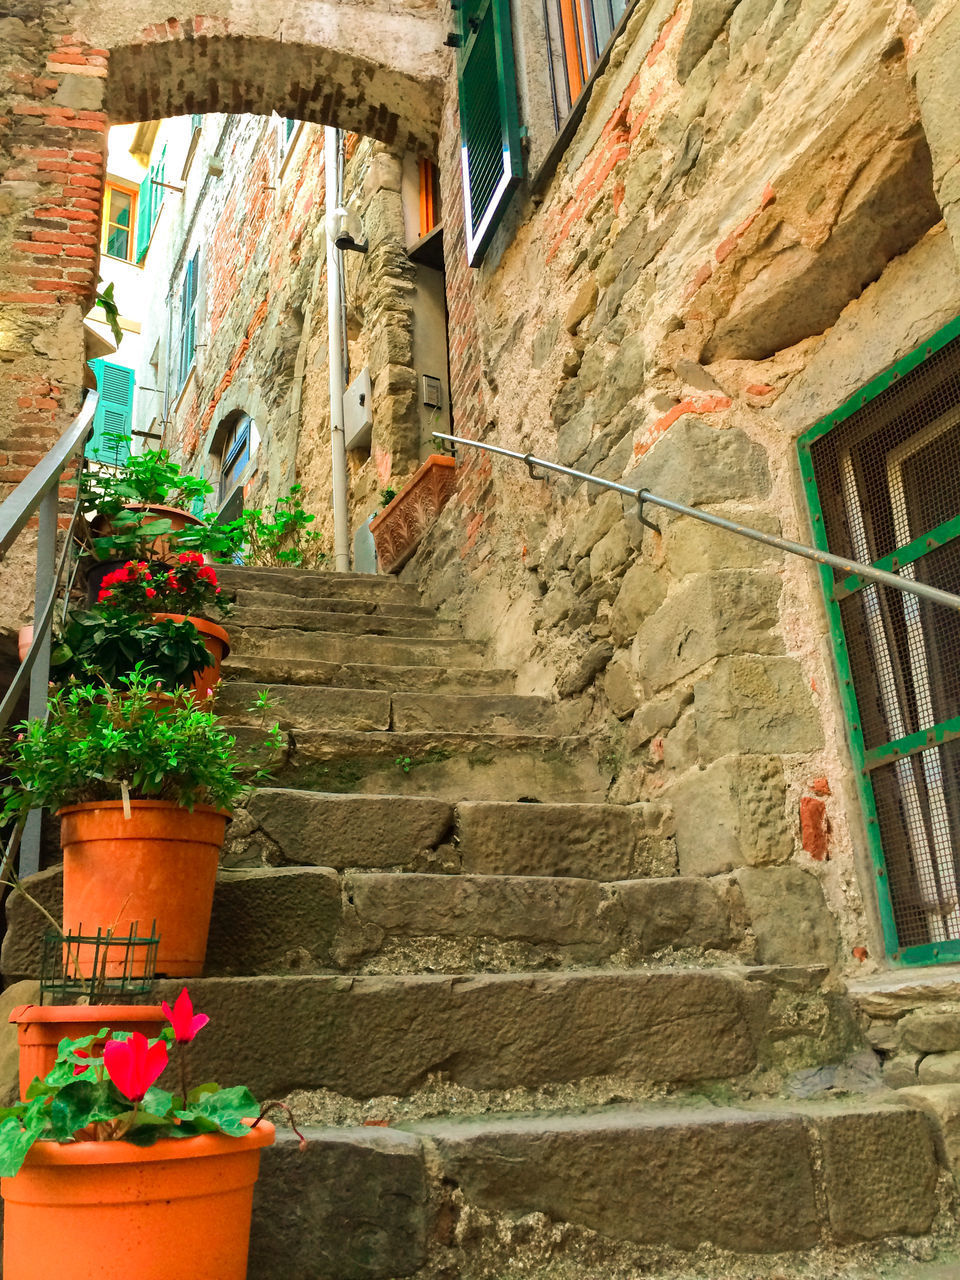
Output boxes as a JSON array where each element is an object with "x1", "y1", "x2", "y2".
[
  {"x1": 135, "y1": 146, "x2": 166, "y2": 263},
  {"x1": 799, "y1": 314, "x2": 960, "y2": 966},
  {"x1": 177, "y1": 250, "x2": 199, "y2": 390},
  {"x1": 86, "y1": 359, "x2": 134, "y2": 467}
]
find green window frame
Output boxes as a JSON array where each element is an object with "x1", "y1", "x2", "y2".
[
  {"x1": 135, "y1": 146, "x2": 166, "y2": 264},
  {"x1": 177, "y1": 250, "x2": 199, "y2": 390},
  {"x1": 456, "y1": 0, "x2": 523, "y2": 266},
  {"x1": 86, "y1": 359, "x2": 134, "y2": 467},
  {"x1": 798, "y1": 313, "x2": 960, "y2": 966}
]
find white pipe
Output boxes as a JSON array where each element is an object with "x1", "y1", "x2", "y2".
[{"x1": 324, "y1": 125, "x2": 350, "y2": 572}]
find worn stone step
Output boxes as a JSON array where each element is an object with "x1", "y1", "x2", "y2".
[
  {"x1": 231, "y1": 625, "x2": 484, "y2": 669},
  {"x1": 257, "y1": 730, "x2": 611, "y2": 802},
  {"x1": 221, "y1": 653, "x2": 513, "y2": 694},
  {"x1": 218, "y1": 683, "x2": 568, "y2": 734},
  {"x1": 147, "y1": 965, "x2": 851, "y2": 1099},
  {"x1": 2, "y1": 864, "x2": 747, "y2": 978},
  {"x1": 228, "y1": 605, "x2": 458, "y2": 638},
  {"x1": 247, "y1": 1102, "x2": 943, "y2": 1278},
  {"x1": 215, "y1": 565, "x2": 419, "y2": 603},
  {"x1": 230, "y1": 791, "x2": 675, "y2": 880},
  {"x1": 231, "y1": 587, "x2": 434, "y2": 619}
]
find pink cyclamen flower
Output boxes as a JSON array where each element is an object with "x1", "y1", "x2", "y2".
[
  {"x1": 161, "y1": 988, "x2": 210, "y2": 1044},
  {"x1": 103, "y1": 1032, "x2": 168, "y2": 1102}
]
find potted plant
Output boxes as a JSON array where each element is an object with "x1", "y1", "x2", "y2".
[
  {"x1": 370, "y1": 454, "x2": 457, "y2": 573},
  {"x1": 0, "y1": 989, "x2": 291, "y2": 1279},
  {"x1": 174, "y1": 483, "x2": 327, "y2": 568},
  {"x1": 1, "y1": 671, "x2": 283, "y2": 978}
]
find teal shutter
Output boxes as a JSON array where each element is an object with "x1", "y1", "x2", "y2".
[
  {"x1": 135, "y1": 171, "x2": 153, "y2": 262},
  {"x1": 456, "y1": 0, "x2": 523, "y2": 265},
  {"x1": 178, "y1": 251, "x2": 198, "y2": 387},
  {"x1": 87, "y1": 360, "x2": 134, "y2": 467}
]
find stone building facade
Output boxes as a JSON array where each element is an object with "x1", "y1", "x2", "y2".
[{"x1": 1, "y1": 0, "x2": 960, "y2": 988}]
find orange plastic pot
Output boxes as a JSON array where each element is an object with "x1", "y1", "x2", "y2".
[
  {"x1": 9, "y1": 1004, "x2": 166, "y2": 1101},
  {"x1": 1, "y1": 1120, "x2": 274, "y2": 1280},
  {"x1": 91, "y1": 503, "x2": 204, "y2": 562},
  {"x1": 60, "y1": 800, "x2": 228, "y2": 978},
  {"x1": 150, "y1": 612, "x2": 230, "y2": 701}
]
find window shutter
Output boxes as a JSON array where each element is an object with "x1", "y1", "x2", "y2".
[
  {"x1": 178, "y1": 251, "x2": 199, "y2": 388},
  {"x1": 456, "y1": 0, "x2": 523, "y2": 266},
  {"x1": 135, "y1": 172, "x2": 153, "y2": 263},
  {"x1": 87, "y1": 360, "x2": 134, "y2": 467}
]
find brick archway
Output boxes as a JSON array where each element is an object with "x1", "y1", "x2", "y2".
[{"x1": 0, "y1": 1, "x2": 445, "y2": 508}]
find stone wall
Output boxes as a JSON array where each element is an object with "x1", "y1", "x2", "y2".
[{"x1": 404, "y1": 0, "x2": 960, "y2": 975}]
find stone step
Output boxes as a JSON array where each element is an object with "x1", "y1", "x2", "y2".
[
  {"x1": 215, "y1": 565, "x2": 419, "y2": 603},
  {"x1": 248, "y1": 1102, "x2": 942, "y2": 1277},
  {"x1": 221, "y1": 653, "x2": 513, "y2": 694},
  {"x1": 230, "y1": 791, "x2": 676, "y2": 880},
  {"x1": 231, "y1": 586, "x2": 434, "y2": 619},
  {"x1": 230, "y1": 625, "x2": 484, "y2": 669},
  {"x1": 218, "y1": 683, "x2": 568, "y2": 734},
  {"x1": 2, "y1": 865, "x2": 747, "y2": 979},
  {"x1": 228, "y1": 605, "x2": 459, "y2": 638},
  {"x1": 149, "y1": 965, "x2": 850, "y2": 1099},
  {"x1": 247, "y1": 729, "x2": 611, "y2": 802}
]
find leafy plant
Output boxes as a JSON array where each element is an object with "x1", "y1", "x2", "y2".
[
  {"x1": 95, "y1": 555, "x2": 230, "y2": 620},
  {"x1": 81, "y1": 451, "x2": 213, "y2": 520},
  {"x1": 379, "y1": 487, "x2": 397, "y2": 509},
  {"x1": 94, "y1": 281, "x2": 123, "y2": 348},
  {"x1": 50, "y1": 610, "x2": 211, "y2": 690},
  {"x1": 1, "y1": 669, "x2": 283, "y2": 822},
  {"x1": 0, "y1": 989, "x2": 303, "y2": 1178},
  {"x1": 171, "y1": 511, "x2": 246, "y2": 563},
  {"x1": 87, "y1": 508, "x2": 174, "y2": 565},
  {"x1": 395, "y1": 755, "x2": 412, "y2": 774}
]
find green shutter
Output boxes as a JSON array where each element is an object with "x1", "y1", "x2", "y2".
[
  {"x1": 135, "y1": 171, "x2": 153, "y2": 262},
  {"x1": 87, "y1": 360, "x2": 134, "y2": 467},
  {"x1": 456, "y1": 0, "x2": 523, "y2": 266}
]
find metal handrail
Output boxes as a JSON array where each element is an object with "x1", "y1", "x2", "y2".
[
  {"x1": 0, "y1": 392, "x2": 97, "y2": 877},
  {"x1": 433, "y1": 430, "x2": 960, "y2": 615}
]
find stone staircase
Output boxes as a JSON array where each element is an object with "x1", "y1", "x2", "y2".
[{"x1": 4, "y1": 565, "x2": 958, "y2": 1279}]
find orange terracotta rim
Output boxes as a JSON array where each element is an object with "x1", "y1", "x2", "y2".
[
  {"x1": 17, "y1": 1120, "x2": 275, "y2": 1169},
  {"x1": 149, "y1": 613, "x2": 230, "y2": 658},
  {"x1": 56, "y1": 799, "x2": 229, "y2": 819},
  {"x1": 370, "y1": 453, "x2": 456, "y2": 530},
  {"x1": 125, "y1": 503, "x2": 204, "y2": 526},
  {"x1": 9, "y1": 1004, "x2": 164, "y2": 1027}
]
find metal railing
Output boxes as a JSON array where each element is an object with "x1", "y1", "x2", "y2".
[
  {"x1": 433, "y1": 431, "x2": 960, "y2": 615},
  {"x1": 0, "y1": 392, "x2": 97, "y2": 876}
]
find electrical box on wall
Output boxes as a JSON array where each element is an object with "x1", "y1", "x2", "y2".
[
  {"x1": 343, "y1": 367, "x2": 373, "y2": 450},
  {"x1": 421, "y1": 374, "x2": 442, "y2": 409}
]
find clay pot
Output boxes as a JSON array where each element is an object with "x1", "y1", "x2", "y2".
[
  {"x1": 0, "y1": 1121, "x2": 274, "y2": 1280},
  {"x1": 90, "y1": 503, "x2": 204, "y2": 561},
  {"x1": 16, "y1": 626, "x2": 33, "y2": 664},
  {"x1": 370, "y1": 454, "x2": 457, "y2": 574},
  {"x1": 59, "y1": 800, "x2": 228, "y2": 978},
  {"x1": 8, "y1": 1003, "x2": 166, "y2": 1101},
  {"x1": 150, "y1": 612, "x2": 230, "y2": 700}
]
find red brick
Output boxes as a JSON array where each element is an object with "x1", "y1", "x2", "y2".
[
  {"x1": 63, "y1": 244, "x2": 95, "y2": 258},
  {"x1": 800, "y1": 795, "x2": 829, "y2": 861},
  {"x1": 12, "y1": 241, "x2": 60, "y2": 255}
]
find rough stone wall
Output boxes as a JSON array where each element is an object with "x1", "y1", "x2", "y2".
[{"x1": 405, "y1": 0, "x2": 960, "y2": 975}]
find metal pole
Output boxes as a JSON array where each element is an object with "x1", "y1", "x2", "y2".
[
  {"x1": 433, "y1": 431, "x2": 960, "y2": 615},
  {"x1": 324, "y1": 126, "x2": 350, "y2": 572},
  {"x1": 20, "y1": 485, "x2": 58, "y2": 878}
]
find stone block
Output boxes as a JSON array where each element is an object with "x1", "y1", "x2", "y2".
[
  {"x1": 416, "y1": 1107, "x2": 819, "y2": 1251},
  {"x1": 638, "y1": 572, "x2": 782, "y2": 690},
  {"x1": 667, "y1": 754, "x2": 792, "y2": 876},
  {"x1": 589, "y1": 519, "x2": 631, "y2": 579},
  {"x1": 556, "y1": 639, "x2": 614, "y2": 697},
  {"x1": 694, "y1": 656, "x2": 824, "y2": 758},
  {"x1": 154, "y1": 969, "x2": 759, "y2": 1097},
  {"x1": 564, "y1": 276, "x2": 598, "y2": 334},
  {"x1": 662, "y1": 507, "x2": 782, "y2": 577},
  {"x1": 456, "y1": 800, "x2": 671, "y2": 880},
  {"x1": 343, "y1": 872, "x2": 608, "y2": 947},
  {"x1": 616, "y1": 877, "x2": 737, "y2": 952},
  {"x1": 813, "y1": 1106, "x2": 939, "y2": 1243},
  {"x1": 735, "y1": 866, "x2": 840, "y2": 968},
  {"x1": 391, "y1": 693, "x2": 561, "y2": 735},
  {"x1": 247, "y1": 790, "x2": 454, "y2": 869},
  {"x1": 0, "y1": 980, "x2": 41, "y2": 1106},
  {"x1": 627, "y1": 689, "x2": 692, "y2": 748},
  {"x1": 569, "y1": 490, "x2": 624, "y2": 561},
  {"x1": 623, "y1": 419, "x2": 771, "y2": 507},
  {"x1": 901, "y1": 1008, "x2": 960, "y2": 1054},
  {"x1": 206, "y1": 867, "x2": 341, "y2": 976},
  {"x1": 610, "y1": 561, "x2": 667, "y2": 646},
  {"x1": 249, "y1": 1127, "x2": 427, "y2": 1280},
  {"x1": 602, "y1": 650, "x2": 639, "y2": 719},
  {"x1": 884, "y1": 1053, "x2": 921, "y2": 1089},
  {"x1": 662, "y1": 706, "x2": 699, "y2": 773},
  {"x1": 919, "y1": 1052, "x2": 960, "y2": 1086},
  {"x1": 2, "y1": 866, "x2": 61, "y2": 982},
  {"x1": 676, "y1": 0, "x2": 740, "y2": 81},
  {"x1": 895, "y1": 1084, "x2": 960, "y2": 1176}
]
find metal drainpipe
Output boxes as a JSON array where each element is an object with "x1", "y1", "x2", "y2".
[{"x1": 324, "y1": 125, "x2": 350, "y2": 572}]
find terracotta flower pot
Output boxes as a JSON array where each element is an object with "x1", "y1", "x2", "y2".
[
  {"x1": 8, "y1": 1003, "x2": 166, "y2": 1101},
  {"x1": 370, "y1": 453, "x2": 457, "y2": 574},
  {"x1": 150, "y1": 612, "x2": 230, "y2": 700},
  {"x1": 59, "y1": 800, "x2": 228, "y2": 978},
  {"x1": 1, "y1": 1121, "x2": 274, "y2": 1280},
  {"x1": 90, "y1": 503, "x2": 204, "y2": 563},
  {"x1": 16, "y1": 626, "x2": 33, "y2": 664}
]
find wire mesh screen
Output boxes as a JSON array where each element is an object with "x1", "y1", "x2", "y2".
[{"x1": 810, "y1": 333, "x2": 960, "y2": 951}]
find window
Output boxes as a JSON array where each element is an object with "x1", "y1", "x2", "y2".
[
  {"x1": 455, "y1": 0, "x2": 523, "y2": 265},
  {"x1": 418, "y1": 159, "x2": 442, "y2": 238},
  {"x1": 799, "y1": 315, "x2": 960, "y2": 964},
  {"x1": 545, "y1": 0, "x2": 629, "y2": 120},
  {"x1": 177, "y1": 250, "x2": 199, "y2": 390},
  {"x1": 276, "y1": 115, "x2": 302, "y2": 172},
  {"x1": 86, "y1": 359, "x2": 134, "y2": 467},
  {"x1": 219, "y1": 414, "x2": 252, "y2": 503},
  {"x1": 101, "y1": 183, "x2": 138, "y2": 262},
  {"x1": 135, "y1": 145, "x2": 165, "y2": 263}
]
